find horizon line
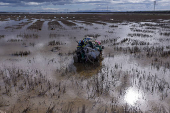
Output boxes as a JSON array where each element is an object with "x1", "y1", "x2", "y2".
[{"x1": 0, "y1": 10, "x2": 170, "y2": 14}]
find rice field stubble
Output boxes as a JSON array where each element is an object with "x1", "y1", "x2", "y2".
[{"x1": 0, "y1": 13, "x2": 170, "y2": 113}]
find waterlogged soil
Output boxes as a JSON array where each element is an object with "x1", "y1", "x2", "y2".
[{"x1": 0, "y1": 13, "x2": 170, "y2": 113}]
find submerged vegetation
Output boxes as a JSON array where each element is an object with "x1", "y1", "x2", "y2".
[
  {"x1": 27, "y1": 20, "x2": 44, "y2": 30},
  {"x1": 0, "y1": 13, "x2": 170, "y2": 113},
  {"x1": 12, "y1": 51, "x2": 31, "y2": 56}
]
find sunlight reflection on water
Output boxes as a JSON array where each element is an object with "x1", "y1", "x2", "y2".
[{"x1": 124, "y1": 87, "x2": 142, "y2": 106}]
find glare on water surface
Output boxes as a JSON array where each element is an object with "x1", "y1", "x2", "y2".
[{"x1": 124, "y1": 87, "x2": 142, "y2": 106}]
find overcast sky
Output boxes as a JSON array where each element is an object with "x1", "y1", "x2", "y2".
[{"x1": 0, "y1": 0, "x2": 169, "y2": 12}]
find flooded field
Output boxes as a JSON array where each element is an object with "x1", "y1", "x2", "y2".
[{"x1": 0, "y1": 13, "x2": 170, "y2": 113}]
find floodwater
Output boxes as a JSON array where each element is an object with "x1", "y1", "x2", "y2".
[{"x1": 0, "y1": 14, "x2": 170, "y2": 113}]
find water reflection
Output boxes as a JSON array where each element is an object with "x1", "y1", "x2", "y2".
[
  {"x1": 124, "y1": 87, "x2": 142, "y2": 106},
  {"x1": 73, "y1": 61, "x2": 102, "y2": 77},
  {"x1": 36, "y1": 42, "x2": 45, "y2": 48},
  {"x1": 0, "y1": 15, "x2": 170, "y2": 113}
]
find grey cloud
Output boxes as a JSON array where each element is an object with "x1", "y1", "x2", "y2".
[
  {"x1": 0, "y1": 0, "x2": 169, "y2": 11},
  {"x1": 75, "y1": 1, "x2": 110, "y2": 4},
  {"x1": 0, "y1": 0, "x2": 73, "y2": 5},
  {"x1": 0, "y1": 0, "x2": 169, "y2": 5}
]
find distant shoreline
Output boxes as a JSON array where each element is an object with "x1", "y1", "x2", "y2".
[{"x1": 0, "y1": 10, "x2": 170, "y2": 14}]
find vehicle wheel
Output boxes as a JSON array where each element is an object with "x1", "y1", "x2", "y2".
[
  {"x1": 73, "y1": 55, "x2": 78, "y2": 63},
  {"x1": 77, "y1": 53, "x2": 81, "y2": 63}
]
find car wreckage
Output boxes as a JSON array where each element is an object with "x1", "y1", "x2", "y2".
[{"x1": 74, "y1": 37, "x2": 104, "y2": 63}]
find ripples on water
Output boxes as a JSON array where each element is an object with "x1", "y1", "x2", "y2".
[{"x1": 0, "y1": 14, "x2": 170, "y2": 112}]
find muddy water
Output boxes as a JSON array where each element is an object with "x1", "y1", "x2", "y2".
[{"x1": 0, "y1": 14, "x2": 170, "y2": 113}]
